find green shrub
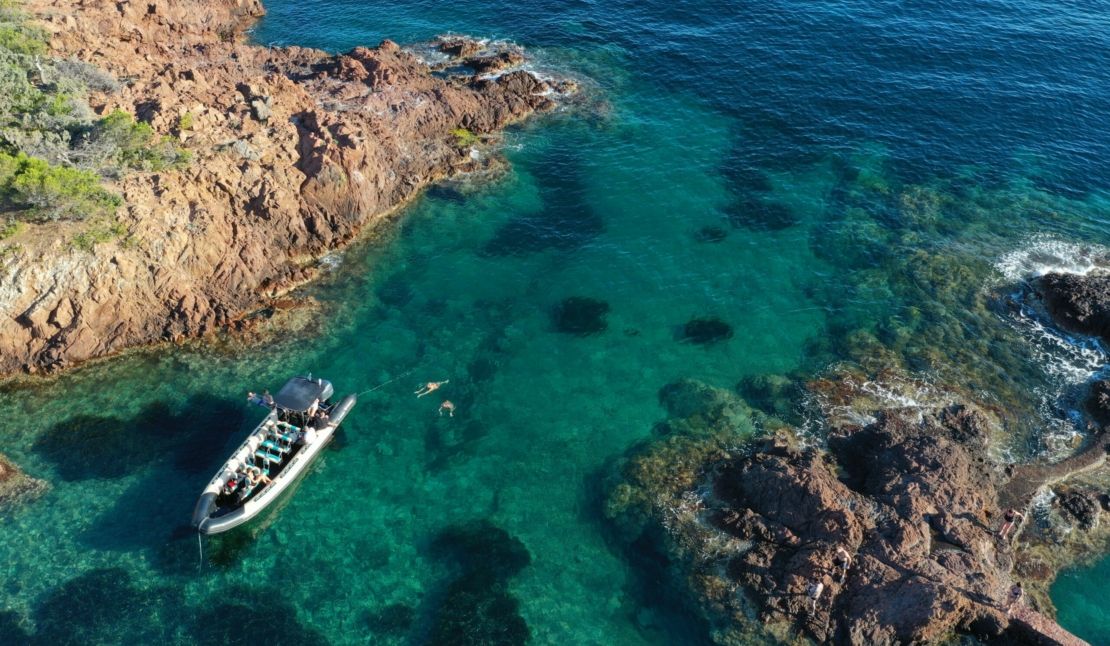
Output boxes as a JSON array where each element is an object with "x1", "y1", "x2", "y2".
[
  {"x1": 0, "y1": 218, "x2": 21, "y2": 239},
  {"x1": 0, "y1": 22, "x2": 46, "y2": 56},
  {"x1": 0, "y1": 3, "x2": 186, "y2": 229},
  {"x1": 451, "y1": 127, "x2": 479, "y2": 148},
  {"x1": 71, "y1": 219, "x2": 126, "y2": 251},
  {"x1": 81, "y1": 110, "x2": 192, "y2": 174},
  {"x1": 177, "y1": 111, "x2": 194, "y2": 131},
  {"x1": 0, "y1": 151, "x2": 121, "y2": 221}
]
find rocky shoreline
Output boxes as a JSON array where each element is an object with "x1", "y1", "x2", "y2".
[
  {"x1": 604, "y1": 269, "x2": 1110, "y2": 645},
  {"x1": 0, "y1": 0, "x2": 575, "y2": 376}
]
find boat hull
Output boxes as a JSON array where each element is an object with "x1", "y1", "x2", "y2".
[{"x1": 193, "y1": 392, "x2": 356, "y2": 535}]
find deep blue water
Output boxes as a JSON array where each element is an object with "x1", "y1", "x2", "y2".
[{"x1": 1, "y1": 0, "x2": 1109, "y2": 644}]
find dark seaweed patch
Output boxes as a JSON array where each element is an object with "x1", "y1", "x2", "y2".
[
  {"x1": 32, "y1": 394, "x2": 245, "y2": 481},
  {"x1": 425, "y1": 520, "x2": 532, "y2": 646},
  {"x1": 680, "y1": 317, "x2": 734, "y2": 345},
  {"x1": 377, "y1": 273, "x2": 415, "y2": 308},
  {"x1": 482, "y1": 146, "x2": 603, "y2": 256},
  {"x1": 364, "y1": 603, "x2": 416, "y2": 637},
  {"x1": 32, "y1": 413, "x2": 160, "y2": 481},
  {"x1": 0, "y1": 611, "x2": 29, "y2": 643},
  {"x1": 191, "y1": 586, "x2": 328, "y2": 646},
  {"x1": 33, "y1": 568, "x2": 181, "y2": 644},
  {"x1": 429, "y1": 520, "x2": 531, "y2": 578},
  {"x1": 724, "y1": 197, "x2": 798, "y2": 231},
  {"x1": 552, "y1": 296, "x2": 610, "y2": 336},
  {"x1": 429, "y1": 572, "x2": 530, "y2": 646},
  {"x1": 467, "y1": 356, "x2": 498, "y2": 383},
  {"x1": 693, "y1": 225, "x2": 727, "y2": 243}
]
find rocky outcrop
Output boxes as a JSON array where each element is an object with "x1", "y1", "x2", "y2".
[
  {"x1": 712, "y1": 406, "x2": 1011, "y2": 644},
  {"x1": 0, "y1": 0, "x2": 574, "y2": 375},
  {"x1": 606, "y1": 375, "x2": 1098, "y2": 645},
  {"x1": 0, "y1": 454, "x2": 48, "y2": 511},
  {"x1": 1034, "y1": 271, "x2": 1110, "y2": 342}
]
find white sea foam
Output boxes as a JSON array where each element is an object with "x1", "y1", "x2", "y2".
[
  {"x1": 994, "y1": 234, "x2": 1110, "y2": 282},
  {"x1": 318, "y1": 252, "x2": 344, "y2": 271},
  {"x1": 1001, "y1": 281, "x2": 1110, "y2": 383}
]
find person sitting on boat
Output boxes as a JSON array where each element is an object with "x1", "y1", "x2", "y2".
[
  {"x1": 307, "y1": 397, "x2": 320, "y2": 418},
  {"x1": 300, "y1": 424, "x2": 318, "y2": 446},
  {"x1": 314, "y1": 408, "x2": 330, "y2": 428},
  {"x1": 246, "y1": 466, "x2": 271, "y2": 487},
  {"x1": 222, "y1": 473, "x2": 242, "y2": 496}
]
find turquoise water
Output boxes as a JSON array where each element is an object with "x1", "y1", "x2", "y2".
[{"x1": 3, "y1": 0, "x2": 1110, "y2": 643}]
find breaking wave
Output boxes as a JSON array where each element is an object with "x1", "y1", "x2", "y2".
[{"x1": 994, "y1": 234, "x2": 1110, "y2": 282}]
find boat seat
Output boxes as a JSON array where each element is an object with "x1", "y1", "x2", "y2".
[
  {"x1": 255, "y1": 450, "x2": 282, "y2": 465},
  {"x1": 261, "y1": 439, "x2": 288, "y2": 454},
  {"x1": 276, "y1": 421, "x2": 301, "y2": 432},
  {"x1": 268, "y1": 430, "x2": 296, "y2": 444}
]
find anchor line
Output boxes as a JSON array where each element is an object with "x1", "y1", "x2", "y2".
[{"x1": 357, "y1": 366, "x2": 419, "y2": 398}]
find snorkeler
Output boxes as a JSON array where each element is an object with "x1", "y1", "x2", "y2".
[
  {"x1": 415, "y1": 380, "x2": 449, "y2": 397},
  {"x1": 439, "y1": 400, "x2": 456, "y2": 417}
]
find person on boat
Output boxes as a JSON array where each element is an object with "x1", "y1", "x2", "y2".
[
  {"x1": 416, "y1": 380, "x2": 449, "y2": 397},
  {"x1": 307, "y1": 398, "x2": 320, "y2": 418},
  {"x1": 1006, "y1": 582, "x2": 1023, "y2": 616},
  {"x1": 300, "y1": 424, "x2": 318, "y2": 446},
  {"x1": 223, "y1": 473, "x2": 242, "y2": 496},
  {"x1": 314, "y1": 408, "x2": 330, "y2": 428},
  {"x1": 806, "y1": 580, "x2": 824, "y2": 612},
  {"x1": 439, "y1": 400, "x2": 456, "y2": 417},
  {"x1": 998, "y1": 508, "x2": 1024, "y2": 541},
  {"x1": 246, "y1": 466, "x2": 271, "y2": 487}
]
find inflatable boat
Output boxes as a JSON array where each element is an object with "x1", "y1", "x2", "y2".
[{"x1": 191, "y1": 375, "x2": 356, "y2": 535}]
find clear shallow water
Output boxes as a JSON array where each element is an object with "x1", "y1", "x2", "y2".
[{"x1": 3, "y1": 0, "x2": 1110, "y2": 643}]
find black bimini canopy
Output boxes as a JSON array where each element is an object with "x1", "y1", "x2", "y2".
[{"x1": 272, "y1": 376, "x2": 334, "y2": 412}]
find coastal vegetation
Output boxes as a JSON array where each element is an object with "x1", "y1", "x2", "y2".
[{"x1": 0, "y1": 0, "x2": 186, "y2": 243}]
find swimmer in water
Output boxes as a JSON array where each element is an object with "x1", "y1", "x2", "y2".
[{"x1": 415, "y1": 380, "x2": 449, "y2": 397}]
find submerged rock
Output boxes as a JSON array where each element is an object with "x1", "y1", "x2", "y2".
[
  {"x1": 427, "y1": 520, "x2": 532, "y2": 645},
  {"x1": 0, "y1": 453, "x2": 48, "y2": 511},
  {"x1": 680, "y1": 317, "x2": 733, "y2": 345},
  {"x1": 552, "y1": 297, "x2": 610, "y2": 336},
  {"x1": 693, "y1": 225, "x2": 728, "y2": 243}
]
